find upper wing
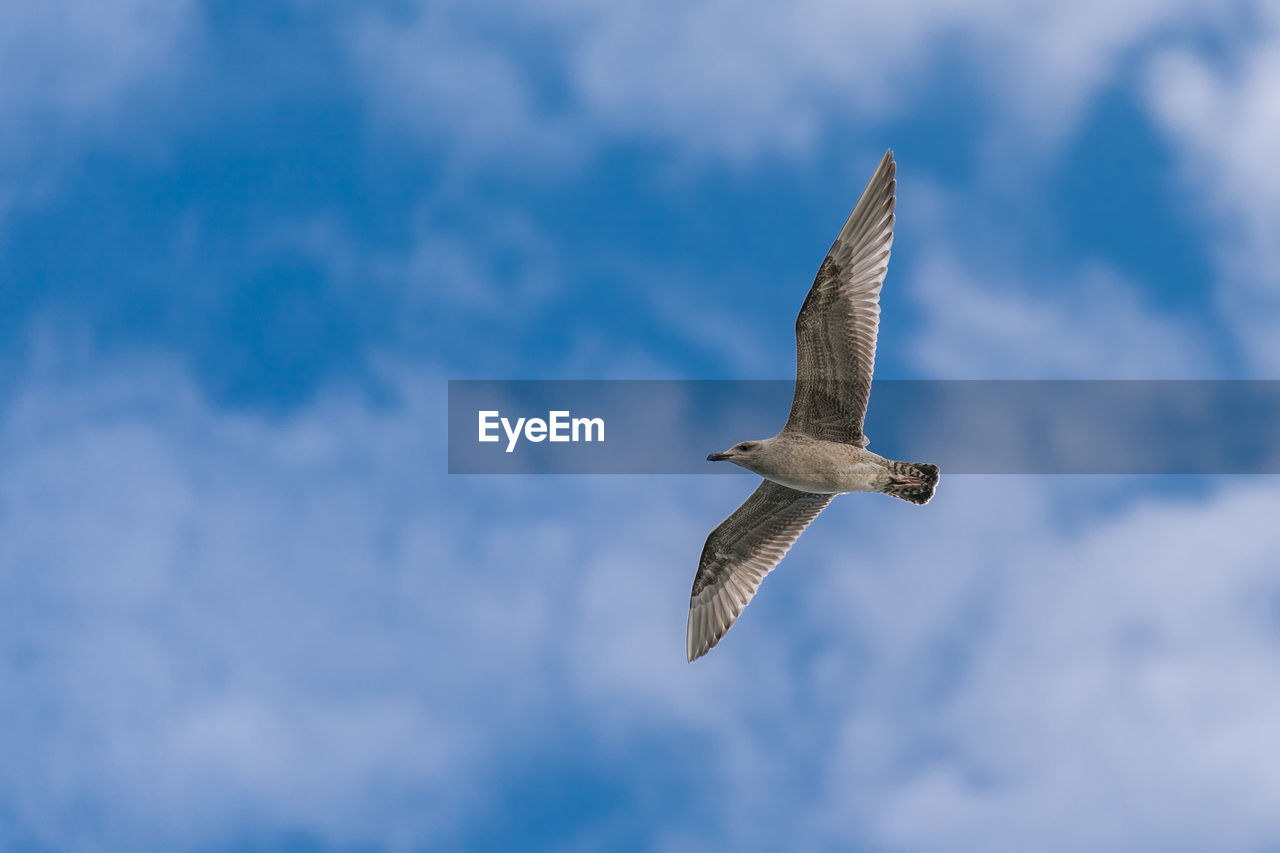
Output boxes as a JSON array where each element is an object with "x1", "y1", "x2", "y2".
[
  {"x1": 687, "y1": 480, "x2": 834, "y2": 661},
  {"x1": 784, "y1": 149, "x2": 896, "y2": 446}
]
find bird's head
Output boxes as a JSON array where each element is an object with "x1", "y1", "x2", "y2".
[{"x1": 707, "y1": 439, "x2": 767, "y2": 470}]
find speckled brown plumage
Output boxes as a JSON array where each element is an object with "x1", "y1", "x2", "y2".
[{"x1": 688, "y1": 150, "x2": 940, "y2": 662}]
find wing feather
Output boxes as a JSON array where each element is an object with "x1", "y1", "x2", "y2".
[
  {"x1": 686, "y1": 481, "x2": 834, "y2": 661},
  {"x1": 785, "y1": 149, "x2": 896, "y2": 446}
]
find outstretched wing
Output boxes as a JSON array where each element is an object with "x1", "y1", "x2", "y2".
[
  {"x1": 784, "y1": 149, "x2": 896, "y2": 447},
  {"x1": 687, "y1": 480, "x2": 834, "y2": 661}
]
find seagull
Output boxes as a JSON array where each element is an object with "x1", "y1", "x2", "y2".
[{"x1": 688, "y1": 150, "x2": 939, "y2": 662}]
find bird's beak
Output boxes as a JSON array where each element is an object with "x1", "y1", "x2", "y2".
[{"x1": 707, "y1": 451, "x2": 732, "y2": 462}]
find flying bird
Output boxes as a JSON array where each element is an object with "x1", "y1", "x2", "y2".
[{"x1": 688, "y1": 149, "x2": 939, "y2": 662}]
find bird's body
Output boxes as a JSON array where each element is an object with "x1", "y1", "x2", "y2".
[
  {"x1": 688, "y1": 149, "x2": 939, "y2": 662},
  {"x1": 721, "y1": 434, "x2": 894, "y2": 495}
]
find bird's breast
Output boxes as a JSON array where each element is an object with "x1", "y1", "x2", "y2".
[{"x1": 754, "y1": 442, "x2": 885, "y2": 494}]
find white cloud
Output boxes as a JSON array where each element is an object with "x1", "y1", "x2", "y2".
[
  {"x1": 0, "y1": 0, "x2": 192, "y2": 125},
  {"x1": 1144, "y1": 9, "x2": 1280, "y2": 372},
  {"x1": 267, "y1": 209, "x2": 561, "y2": 315},
  {"x1": 908, "y1": 250, "x2": 1213, "y2": 378},
  {"x1": 894, "y1": 180, "x2": 1215, "y2": 378},
  {"x1": 0, "y1": 352, "x2": 762, "y2": 847},
  {"x1": 347, "y1": 0, "x2": 1220, "y2": 166},
  {"x1": 349, "y1": 5, "x2": 586, "y2": 172},
  {"x1": 811, "y1": 477, "x2": 1280, "y2": 851},
  {"x1": 0, "y1": 360, "x2": 476, "y2": 847},
  {"x1": 5, "y1": 350, "x2": 1280, "y2": 850},
  {"x1": 0, "y1": 0, "x2": 195, "y2": 201}
]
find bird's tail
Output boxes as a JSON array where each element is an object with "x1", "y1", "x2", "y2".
[{"x1": 883, "y1": 461, "x2": 939, "y2": 505}]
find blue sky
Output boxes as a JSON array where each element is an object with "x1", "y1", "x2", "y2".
[{"x1": 5, "y1": 1, "x2": 1280, "y2": 850}]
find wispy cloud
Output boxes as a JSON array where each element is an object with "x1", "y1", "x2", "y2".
[
  {"x1": 5, "y1": 2, "x2": 1280, "y2": 849},
  {"x1": 1144, "y1": 8, "x2": 1280, "y2": 372},
  {"x1": 0, "y1": 0, "x2": 192, "y2": 127},
  {"x1": 349, "y1": 4, "x2": 588, "y2": 174},
  {"x1": 908, "y1": 251, "x2": 1214, "y2": 378},
  {"x1": 0, "y1": 0, "x2": 196, "y2": 212},
  {"x1": 814, "y1": 478, "x2": 1280, "y2": 851},
  {"x1": 345, "y1": 0, "x2": 1223, "y2": 168},
  {"x1": 893, "y1": 179, "x2": 1216, "y2": 378},
  {"x1": 5, "y1": 352, "x2": 1280, "y2": 850}
]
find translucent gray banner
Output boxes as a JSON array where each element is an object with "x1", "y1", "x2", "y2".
[{"x1": 447, "y1": 380, "x2": 1280, "y2": 474}]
